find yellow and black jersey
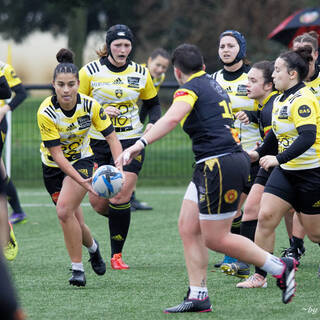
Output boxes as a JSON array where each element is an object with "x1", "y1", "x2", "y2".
[
  {"x1": 79, "y1": 57, "x2": 157, "y2": 140},
  {"x1": 305, "y1": 65, "x2": 320, "y2": 102},
  {"x1": 0, "y1": 61, "x2": 21, "y2": 108},
  {"x1": 173, "y1": 70, "x2": 242, "y2": 162},
  {"x1": 212, "y1": 66, "x2": 261, "y2": 151},
  {"x1": 272, "y1": 85, "x2": 320, "y2": 170},
  {"x1": 37, "y1": 93, "x2": 114, "y2": 168}
]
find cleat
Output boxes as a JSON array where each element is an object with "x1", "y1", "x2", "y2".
[
  {"x1": 111, "y1": 253, "x2": 129, "y2": 270},
  {"x1": 131, "y1": 198, "x2": 153, "y2": 210},
  {"x1": 4, "y1": 222, "x2": 18, "y2": 261},
  {"x1": 281, "y1": 246, "x2": 305, "y2": 267},
  {"x1": 9, "y1": 212, "x2": 27, "y2": 224},
  {"x1": 273, "y1": 257, "x2": 298, "y2": 304},
  {"x1": 88, "y1": 240, "x2": 106, "y2": 275},
  {"x1": 164, "y1": 291, "x2": 212, "y2": 313},
  {"x1": 236, "y1": 273, "x2": 267, "y2": 288},
  {"x1": 221, "y1": 261, "x2": 250, "y2": 278},
  {"x1": 214, "y1": 255, "x2": 237, "y2": 268},
  {"x1": 69, "y1": 269, "x2": 86, "y2": 287}
]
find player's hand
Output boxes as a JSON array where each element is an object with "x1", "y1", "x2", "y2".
[
  {"x1": 115, "y1": 142, "x2": 143, "y2": 166},
  {"x1": 236, "y1": 111, "x2": 250, "y2": 124},
  {"x1": 247, "y1": 150, "x2": 259, "y2": 163},
  {"x1": 104, "y1": 105, "x2": 120, "y2": 118},
  {"x1": 0, "y1": 105, "x2": 10, "y2": 123},
  {"x1": 79, "y1": 177, "x2": 99, "y2": 196},
  {"x1": 143, "y1": 123, "x2": 154, "y2": 135},
  {"x1": 259, "y1": 155, "x2": 279, "y2": 171}
]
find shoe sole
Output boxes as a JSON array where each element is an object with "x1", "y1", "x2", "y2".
[
  {"x1": 69, "y1": 280, "x2": 86, "y2": 287},
  {"x1": 10, "y1": 219, "x2": 28, "y2": 225},
  {"x1": 237, "y1": 282, "x2": 268, "y2": 288}
]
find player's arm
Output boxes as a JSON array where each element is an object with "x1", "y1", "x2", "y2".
[
  {"x1": 92, "y1": 102, "x2": 123, "y2": 172},
  {"x1": 116, "y1": 99, "x2": 192, "y2": 166},
  {"x1": 7, "y1": 84, "x2": 27, "y2": 111}
]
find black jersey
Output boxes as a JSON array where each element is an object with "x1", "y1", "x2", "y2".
[{"x1": 173, "y1": 71, "x2": 242, "y2": 162}]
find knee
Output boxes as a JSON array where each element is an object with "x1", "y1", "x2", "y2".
[
  {"x1": 56, "y1": 203, "x2": 71, "y2": 223},
  {"x1": 90, "y1": 197, "x2": 109, "y2": 216},
  {"x1": 244, "y1": 202, "x2": 259, "y2": 221},
  {"x1": 258, "y1": 209, "x2": 274, "y2": 229},
  {"x1": 307, "y1": 232, "x2": 320, "y2": 243}
]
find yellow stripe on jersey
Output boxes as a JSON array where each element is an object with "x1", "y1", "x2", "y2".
[
  {"x1": 272, "y1": 86, "x2": 320, "y2": 170},
  {"x1": 79, "y1": 59, "x2": 157, "y2": 140},
  {"x1": 37, "y1": 93, "x2": 112, "y2": 168},
  {"x1": 173, "y1": 88, "x2": 198, "y2": 127},
  {"x1": 213, "y1": 69, "x2": 261, "y2": 151}
]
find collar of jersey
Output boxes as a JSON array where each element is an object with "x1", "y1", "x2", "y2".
[
  {"x1": 280, "y1": 82, "x2": 305, "y2": 102},
  {"x1": 100, "y1": 56, "x2": 130, "y2": 73},
  {"x1": 258, "y1": 91, "x2": 278, "y2": 110},
  {"x1": 186, "y1": 70, "x2": 206, "y2": 82},
  {"x1": 222, "y1": 64, "x2": 250, "y2": 81}
]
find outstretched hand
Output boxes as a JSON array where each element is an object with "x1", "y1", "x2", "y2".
[{"x1": 115, "y1": 142, "x2": 143, "y2": 167}]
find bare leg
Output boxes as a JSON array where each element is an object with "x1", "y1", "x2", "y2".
[{"x1": 178, "y1": 199, "x2": 208, "y2": 287}]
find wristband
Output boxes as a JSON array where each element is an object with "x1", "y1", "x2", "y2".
[{"x1": 139, "y1": 137, "x2": 148, "y2": 148}]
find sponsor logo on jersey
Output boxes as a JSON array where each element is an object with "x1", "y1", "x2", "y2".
[
  {"x1": 113, "y1": 77, "x2": 123, "y2": 85},
  {"x1": 127, "y1": 76, "x2": 140, "y2": 88},
  {"x1": 77, "y1": 115, "x2": 91, "y2": 129},
  {"x1": 236, "y1": 84, "x2": 248, "y2": 96},
  {"x1": 115, "y1": 89, "x2": 123, "y2": 98},
  {"x1": 224, "y1": 189, "x2": 238, "y2": 204},
  {"x1": 66, "y1": 123, "x2": 76, "y2": 131},
  {"x1": 99, "y1": 107, "x2": 107, "y2": 120},
  {"x1": 278, "y1": 105, "x2": 288, "y2": 119},
  {"x1": 298, "y1": 105, "x2": 311, "y2": 118},
  {"x1": 174, "y1": 90, "x2": 189, "y2": 99}
]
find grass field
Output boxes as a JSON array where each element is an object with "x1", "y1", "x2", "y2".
[{"x1": 7, "y1": 187, "x2": 320, "y2": 319}]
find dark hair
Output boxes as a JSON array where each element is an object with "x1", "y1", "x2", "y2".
[
  {"x1": 293, "y1": 31, "x2": 319, "y2": 51},
  {"x1": 279, "y1": 46, "x2": 313, "y2": 82},
  {"x1": 252, "y1": 60, "x2": 275, "y2": 90},
  {"x1": 53, "y1": 48, "x2": 78, "y2": 80},
  {"x1": 172, "y1": 44, "x2": 203, "y2": 74},
  {"x1": 150, "y1": 48, "x2": 170, "y2": 61},
  {"x1": 97, "y1": 24, "x2": 133, "y2": 58}
]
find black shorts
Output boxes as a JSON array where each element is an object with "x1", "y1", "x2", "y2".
[
  {"x1": 90, "y1": 138, "x2": 145, "y2": 175},
  {"x1": 0, "y1": 117, "x2": 7, "y2": 157},
  {"x1": 265, "y1": 166, "x2": 320, "y2": 214},
  {"x1": 42, "y1": 156, "x2": 94, "y2": 204},
  {"x1": 193, "y1": 151, "x2": 250, "y2": 218},
  {"x1": 254, "y1": 166, "x2": 273, "y2": 187},
  {"x1": 242, "y1": 161, "x2": 260, "y2": 194}
]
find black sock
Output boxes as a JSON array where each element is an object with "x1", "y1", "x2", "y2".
[
  {"x1": 108, "y1": 202, "x2": 131, "y2": 257},
  {"x1": 255, "y1": 266, "x2": 267, "y2": 278},
  {"x1": 5, "y1": 177, "x2": 23, "y2": 213},
  {"x1": 231, "y1": 211, "x2": 243, "y2": 235},
  {"x1": 240, "y1": 220, "x2": 257, "y2": 242},
  {"x1": 291, "y1": 236, "x2": 304, "y2": 250}
]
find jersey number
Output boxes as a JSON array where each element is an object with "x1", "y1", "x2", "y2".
[{"x1": 219, "y1": 100, "x2": 233, "y2": 119}]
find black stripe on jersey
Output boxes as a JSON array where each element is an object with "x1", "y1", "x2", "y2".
[
  {"x1": 86, "y1": 64, "x2": 93, "y2": 75},
  {"x1": 93, "y1": 62, "x2": 100, "y2": 72},
  {"x1": 83, "y1": 98, "x2": 92, "y2": 113},
  {"x1": 138, "y1": 65, "x2": 142, "y2": 74},
  {"x1": 135, "y1": 63, "x2": 138, "y2": 73},
  {"x1": 44, "y1": 108, "x2": 56, "y2": 119},
  {"x1": 142, "y1": 66, "x2": 146, "y2": 76}
]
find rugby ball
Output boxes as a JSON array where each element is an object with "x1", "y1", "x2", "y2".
[{"x1": 92, "y1": 165, "x2": 123, "y2": 198}]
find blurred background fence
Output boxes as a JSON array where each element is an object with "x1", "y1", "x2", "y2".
[{"x1": 7, "y1": 84, "x2": 196, "y2": 189}]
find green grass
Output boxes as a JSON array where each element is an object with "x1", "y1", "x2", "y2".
[{"x1": 7, "y1": 187, "x2": 320, "y2": 319}]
